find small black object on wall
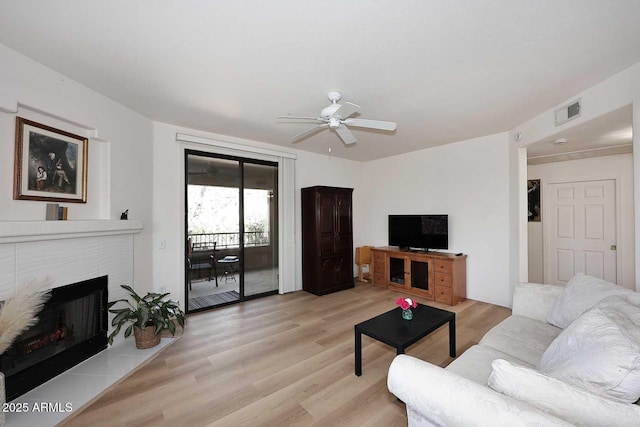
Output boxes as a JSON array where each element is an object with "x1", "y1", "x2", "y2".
[
  {"x1": 527, "y1": 179, "x2": 541, "y2": 222},
  {"x1": 120, "y1": 209, "x2": 128, "y2": 220}
]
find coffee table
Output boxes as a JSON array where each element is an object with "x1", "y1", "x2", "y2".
[{"x1": 354, "y1": 304, "x2": 456, "y2": 376}]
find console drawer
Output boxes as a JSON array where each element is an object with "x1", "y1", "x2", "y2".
[
  {"x1": 434, "y1": 260, "x2": 453, "y2": 274},
  {"x1": 373, "y1": 261, "x2": 385, "y2": 274},
  {"x1": 434, "y1": 285, "x2": 453, "y2": 304},
  {"x1": 373, "y1": 252, "x2": 385, "y2": 274},
  {"x1": 434, "y1": 272, "x2": 452, "y2": 287},
  {"x1": 373, "y1": 273, "x2": 386, "y2": 287}
]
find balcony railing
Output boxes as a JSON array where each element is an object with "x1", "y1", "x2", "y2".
[{"x1": 189, "y1": 231, "x2": 269, "y2": 250}]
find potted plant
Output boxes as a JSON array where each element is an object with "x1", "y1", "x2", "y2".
[{"x1": 108, "y1": 285, "x2": 185, "y2": 349}]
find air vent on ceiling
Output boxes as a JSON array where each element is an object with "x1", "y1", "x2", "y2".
[{"x1": 555, "y1": 99, "x2": 581, "y2": 126}]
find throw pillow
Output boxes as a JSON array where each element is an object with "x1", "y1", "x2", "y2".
[
  {"x1": 546, "y1": 273, "x2": 632, "y2": 329},
  {"x1": 488, "y1": 359, "x2": 640, "y2": 427},
  {"x1": 537, "y1": 295, "x2": 640, "y2": 404}
]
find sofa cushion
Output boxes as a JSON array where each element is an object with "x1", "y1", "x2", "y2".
[
  {"x1": 538, "y1": 294, "x2": 640, "y2": 403},
  {"x1": 512, "y1": 282, "x2": 563, "y2": 322},
  {"x1": 478, "y1": 315, "x2": 561, "y2": 365},
  {"x1": 546, "y1": 273, "x2": 632, "y2": 329},
  {"x1": 446, "y1": 344, "x2": 535, "y2": 385},
  {"x1": 488, "y1": 359, "x2": 640, "y2": 427}
]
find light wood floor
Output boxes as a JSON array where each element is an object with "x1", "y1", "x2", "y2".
[{"x1": 61, "y1": 282, "x2": 511, "y2": 427}]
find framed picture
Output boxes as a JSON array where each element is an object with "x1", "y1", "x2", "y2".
[
  {"x1": 13, "y1": 117, "x2": 88, "y2": 203},
  {"x1": 527, "y1": 179, "x2": 541, "y2": 222}
]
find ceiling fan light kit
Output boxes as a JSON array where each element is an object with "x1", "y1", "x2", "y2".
[
  {"x1": 327, "y1": 91, "x2": 342, "y2": 103},
  {"x1": 278, "y1": 91, "x2": 397, "y2": 145}
]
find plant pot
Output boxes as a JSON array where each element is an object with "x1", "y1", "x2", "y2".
[{"x1": 133, "y1": 325, "x2": 161, "y2": 349}]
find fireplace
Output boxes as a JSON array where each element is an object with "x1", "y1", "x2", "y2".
[{"x1": 0, "y1": 276, "x2": 108, "y2": 401}]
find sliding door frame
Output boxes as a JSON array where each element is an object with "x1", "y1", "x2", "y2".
[
  {"x1": 184, "y1": 149, "x2": 278, "y2": 313},
  {"x1": 177, "y1": 132, "x2": 297, "y2": 307}
]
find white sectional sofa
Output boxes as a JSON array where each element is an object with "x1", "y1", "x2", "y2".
[{"x1": 387, "y1": 274, "x2": 640, "y2": 427}]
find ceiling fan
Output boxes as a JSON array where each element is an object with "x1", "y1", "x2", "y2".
[{"x1": 277, "y1": 91, "x2": 397, "y2": 145}]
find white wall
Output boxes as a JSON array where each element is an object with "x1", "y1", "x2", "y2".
[
  {"x1": 527, "y1": 154, "x2": 635, "y2": 289},
  {"x1": 151, "y1": 123, "x2": 363, "y2": 306},
  {"x1": 362, "y1": 133, "x2": 513, "y2": 307},
  {"x1": 514, "y1": 62, "x2": 640, "y2": 290},
  {"x1": 527, "y1": 220, "x2": 544, "y2": 283},
  {"x1": 0, "y1": 42, "x2": 155, "y2": 293}
]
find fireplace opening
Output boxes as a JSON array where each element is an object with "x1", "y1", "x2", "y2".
[{"x1": 1, "y1": 275, "x2": 108, "y2": 401}]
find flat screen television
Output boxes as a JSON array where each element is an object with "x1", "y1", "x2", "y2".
[{"x1": 388, "y1": 214, "x2": 448, "y2": 251}]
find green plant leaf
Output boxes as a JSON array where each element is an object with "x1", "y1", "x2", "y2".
[
  {"x1": 108, "y1": 323, "x2": 122, "y2": 345},
  {"x1": 108, "y1": 298, "x2": 131, "y2": 308},
  {"x1": 121, "y1": 285, "x2": 143, "y2": 304},
  {"x1": 139, "y1": 307, "x2": 150, "y2": 328},
  {"x1": 111, "y1": 309, "x2": 133, "y2": 327},
  {"x1": 176, "y1": 314, "x2": 185, "y2": 327}
]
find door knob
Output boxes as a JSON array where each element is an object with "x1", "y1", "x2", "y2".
[{"x1": 610, "y1": 244, "x2": 617, "y2": 251}]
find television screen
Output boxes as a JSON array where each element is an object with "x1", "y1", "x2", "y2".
[{"x1": 388, "y1": 215, "x2": 448, "y2": 250}]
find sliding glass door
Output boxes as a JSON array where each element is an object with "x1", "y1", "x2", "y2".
[
  {"x1": 243, "y1": 162, "x2": 279, "y2": 296},
  {"x1": 185, "y1": 150, "x2": 278, "y2": 313}
]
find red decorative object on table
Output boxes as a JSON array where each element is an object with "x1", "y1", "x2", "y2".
[{"x1": 396, "y1": 297, "x2": 418, "y2": 310}]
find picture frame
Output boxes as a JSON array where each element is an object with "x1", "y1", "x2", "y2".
[
  {"x1": 527, "y1": 179, "x2": 541, "y2": 222},
  {"x1": 13, "y1": 117, "x2": 88, "y2": 203}
]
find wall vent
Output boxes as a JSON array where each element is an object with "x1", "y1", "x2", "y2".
[{"x1": 555, "y1": 99, "x2": 581, "y2": 126}]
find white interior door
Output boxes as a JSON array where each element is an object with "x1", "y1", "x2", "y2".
[{"x1": 545, "y1": 179, "x2": 617, "y2": 284}]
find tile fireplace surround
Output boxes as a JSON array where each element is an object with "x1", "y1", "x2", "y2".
[
  {"x1": 0, "y1": 220, "x2": 149, "y2": 426},
  {"x1": 0, "y1": 220, "x2": 144, "y2": 302}
]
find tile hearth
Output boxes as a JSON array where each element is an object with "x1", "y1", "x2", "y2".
[{"x1": 6, "y1": 337, "x2": 175, "y2": 427}]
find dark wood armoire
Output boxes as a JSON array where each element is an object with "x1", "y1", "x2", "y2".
[{"x1": 301, "y1": 186, "x2": 354, "y2": 295}]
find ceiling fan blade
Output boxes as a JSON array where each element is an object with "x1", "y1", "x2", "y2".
[
  {"x1": 277, "y1": 115, "x2": 323, "y2": 121},
  {"x1": 334, "y1": 124, "x2": 357, "y2": 145},
  {"x1": 291, "y1": 123, "x2": 329, "y2": 141},
  {"x1": 344, "y1": 118, "x2": 397, "y2": 131},
  {"x1": 333, "y1": 102, "x2": 361, "y2": 119}
]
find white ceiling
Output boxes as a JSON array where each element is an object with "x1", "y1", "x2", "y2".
[
  {"x1": 1, "y1": 1, "x2": 639, "y2": 162},
  {"x1": 527, "y1": 105, "x2": 633, "y2": 165}
]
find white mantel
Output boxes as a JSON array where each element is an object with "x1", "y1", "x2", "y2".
[{"x1": 0, "y1": 220, "x2": 143, "y2": 244}]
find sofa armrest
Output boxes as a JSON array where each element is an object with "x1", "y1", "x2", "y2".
[
  {"x1": 512, "y1": 282, "x2": 563, "y2": 322},
  {"x1": 387, "y1": 355, "x2": 572, "y2": 427}
]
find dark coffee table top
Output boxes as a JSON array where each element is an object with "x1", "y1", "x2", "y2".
[{"x1": 355, "y1": 304, "x2": 455, "y2": 350}]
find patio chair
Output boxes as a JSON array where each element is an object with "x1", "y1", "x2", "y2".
[{"x1": 187, "y1": 239, "x2": 218, "y2": 290}]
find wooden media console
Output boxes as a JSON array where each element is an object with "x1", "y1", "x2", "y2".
[{"x1": 371, "y1": 247, "x2": 466, "y2": 305}]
